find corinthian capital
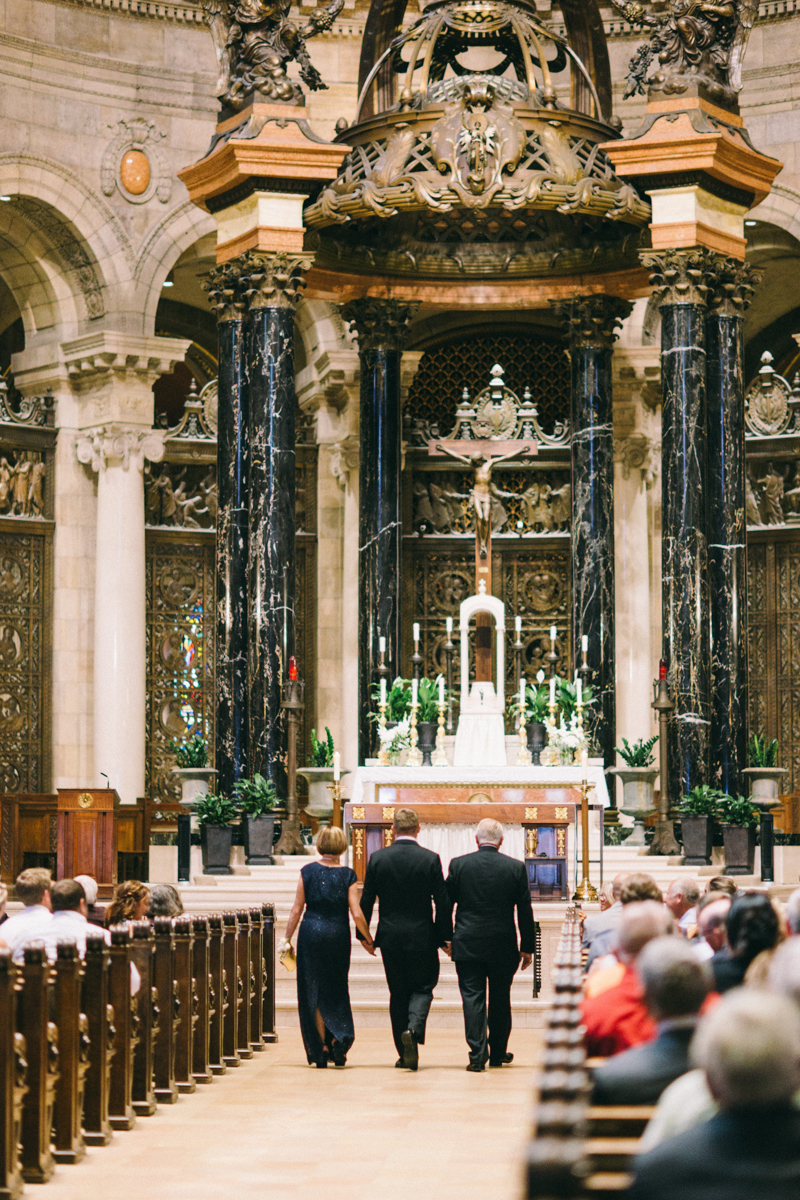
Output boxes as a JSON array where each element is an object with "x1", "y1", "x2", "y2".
[
  {"x1": 551, "y1": 295, "x2": 633, "y2": 350},
  {"x1": 640, "y1": 247, "x2": 724, "y2": 308},
  {"x1": 203, "y1": 259, "x2": 249, "y2": 323},
  {"x1": 614, "y1": 433, "x2": 658, "y2": 487},
  {"x1": 340, "y1": 299, "x2": 419, "y2": 354},
  {"x1": 705, "y1": 257, "x2": 762, "y2": 317},
  {"x1": 76, "y1": 425, "x2": 164, "y2": 473},
  {"x1": 238, "y1": 251, "x2": 315, "y2": 311}
]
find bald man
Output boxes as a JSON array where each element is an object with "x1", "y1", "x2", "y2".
[{"x1": 583, "y1": 873, "x2": 628, "y2": 968}]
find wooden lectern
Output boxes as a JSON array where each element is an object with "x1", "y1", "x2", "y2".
[{"x1": 57, "y1": 789, "x2": 121, "y2": 899}]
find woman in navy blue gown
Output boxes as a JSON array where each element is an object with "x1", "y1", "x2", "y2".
[{"x1": 285, "y1": 825, "x2": 375, "y2": 1067}]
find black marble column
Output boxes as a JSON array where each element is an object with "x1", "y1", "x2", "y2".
[
  {"x1": 556, "y1": 297, "x2": 631, "y2": 769},
  {"x1": 206, "y1": 265, "x2": 249, "y2": 797},
  {"x1": 341, "y1": 299, "x2": 417, "y2": 765},
  {"x1": 242, "y1": 252, "x2": 311, "y2": 795},
  {"x1": 644, "y1": 250, "x2": 713, "y2": 803},
  {"x1": 706, "y1": 262, "x2": 760, "y2": 797}
]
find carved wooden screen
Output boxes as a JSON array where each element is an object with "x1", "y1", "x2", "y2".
[{"x1": 0, "y1": 524, "x2": 52, "y2": 792}]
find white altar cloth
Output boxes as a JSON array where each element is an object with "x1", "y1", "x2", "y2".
[
  {"x1": 417, "y1": 823, "x2": 525, "y2": 874},
  {"x1": 349, "y1": 764, "x2": 609, "y2": 808}
]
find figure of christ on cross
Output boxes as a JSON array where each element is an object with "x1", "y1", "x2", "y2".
[{"x1": 428, "y1": 439, "x2": 536, "y2": 681}]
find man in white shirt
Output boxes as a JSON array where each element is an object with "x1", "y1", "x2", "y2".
[
  {"x1": 0, "y1": 867, "x2": 53, "y2": 962},
  {"x1": 665, "y1": 878, "x2": 701, "y2": 935},
  {"x1": 41, "y1": 878, "x2": 110, "y2": 960}
]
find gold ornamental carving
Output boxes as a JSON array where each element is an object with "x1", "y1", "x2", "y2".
[
  {"x1": 381, "y1": 807, "x2": 395, "y2": 821},
  {"x1": 352, "y1": 806, "x2": 365, "y2": 820},
  {"x1": 78, "y1": 792, "x2": 94, "y2": 809},
  {"x1": 354, "y1": 828, "x2": 364, "y2": 857},
  {"x1": 525, "y1": 807, "x2": 538, "y2": 820},
  {"x1": 556, "y1": 828, "x2": 566, "y2": 856},
  {"x1": 555, "y1": 806, "x2": 569, "y2": 820},
  {"x1": 384, "y1": 828, "x2": 394, "y2": 847}
]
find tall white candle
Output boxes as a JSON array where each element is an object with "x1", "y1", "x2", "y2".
[
  {"x1": 576, "y1": 678, "x2": 582, "y2": 705},
  {"x1": 550, "y1": 624, "x2": 557, "y2": 642},
  {"x1": 581, "y1": 634, "x2": 588, "y2": 653},
  {"x1": 549, "y1": 677, "x2": 556, "y2": 704},
  {"x1": 380, "y1": 677, "x2": 386, "y2": 706},
  {"x1": 379, "y1": 635, "x2": 386, "y2": 654},
  {"x1": 446, "y1": 616, "x2": 453, "y2": 635},
  {"x1": 333, "y1": 750, "x2": 340, "y2": 781},
  {"x1": 515, "y1": 615, "x2": 522, "y2": 634},
  {"x1": 412, "y1": 677, "x2": 418, "y2": 706},
  {"x1": 520, "y1": 677, "x2": 526, "y2": 707},
  {"x1": 438, "y1": 675, "x2": 445, "y2": 705},
  {"x1": 413, "y1": 622, "x2": 420, "y2": 643}
]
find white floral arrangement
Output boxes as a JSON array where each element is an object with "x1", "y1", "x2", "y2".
[
  {"x1": 540, "y1": 716, "x2": 587, "y2": 766},
  {"x1": 378, "y1": 717, "x2": 411, "y2": 762}
]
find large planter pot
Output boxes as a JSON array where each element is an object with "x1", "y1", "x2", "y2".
[
  {"x1": 200, "y1": 823, "x2": 233, "y2": 875},
  {"x1": 173, "y1": 767, "x2": 218, "y2": 808},
  {"x1": 418, "y1": 721, "x2": 437, "y2": 767},
  {"x1": 242, "y1": 814, "x2": 276, "y2": 865},
  {"x1": 527, "y1": 722, "x2": 547, "y2": 765},
  {"x1": 742, "y1": 766, "x2": 788, "y2": 803},
  {"x1": 296, "y1": 767, "x2": 351, "y2": 822},
  {"x1": 608, "y1": 768, "x2": 658, "y2": 847},
  {"x1": 680, "y1": 815, "x2": 714, "y2": 866},
  {"x1": 722, "y1": 823, "x2": 757, "y2": 876}
]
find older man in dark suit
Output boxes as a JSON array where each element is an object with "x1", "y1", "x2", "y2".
[
  {"x1": 360, "y1": 807, "x2": 452, "y2": 1070},
  {"x1": 446, "y1": 817, "x2": 535, "y2": 1072}
]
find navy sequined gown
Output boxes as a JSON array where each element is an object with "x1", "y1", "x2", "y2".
[{"x1": 297, "y1": 862, "x2": 357, "y2": 1065}]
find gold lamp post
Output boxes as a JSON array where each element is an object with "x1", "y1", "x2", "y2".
[{"x1": 573, "y1": 766, "x2": 598, "y2": 903}]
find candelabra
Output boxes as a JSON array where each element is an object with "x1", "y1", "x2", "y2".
[
  {"x1": 376, "y1": 642, "x2": 390, "y2": 686},
  {"x1": 275, "y1": 666, "x2": 306, "y2": 855},
  {"x1": 572, "y1": 775, "x2": 598, "y2": 902},
  {"x1": 579, "y1": 643, "x2": 591, "y2": 694},
  {"x1": 650, "y1": 661, "x2": 679, "y2": 855},
  {"x1": 432, "y1": 700, "x2": 448, "y2": 766},
  {"x1": 513, "y1": 627, "x2": 524, "y2": 697},
  {"x1": 406, "y1": 699, "x2": 423, "y2": 767},
  {"x1": 411, "y1": 627, "x2": 423, "y2": 681},
  {"x1": 326, "y1": 778, "x2": 343, "y2": 827},
  {"x1": 444, "y1": 629, "x2": 455, "y2": 733},
  {"x1": 575, "y1": 685, "x2": 584, "y2": 734},
  {"x1": 377, "y1": 699, "x2": 390, "y2": 767},
  {"x1": 516, "y1": 697, "x2": 532, "y2": 766}
]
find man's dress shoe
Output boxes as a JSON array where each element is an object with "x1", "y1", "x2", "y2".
[
  {"x1": 401, "y1": 1029, "x2": 419, "y2": 1071},
  {"x1": 466, "y1": 1061, "x2": 485, "y2": 1072},
  {"x1": 489, "y1": 1053, "x2": 513, "y2": 1067}
]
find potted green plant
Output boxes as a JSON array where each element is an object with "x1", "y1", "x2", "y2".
[
  {"x1": 608, "y1": 736, "x2": 659, "y2": 846},
  {"x1": 677, "y1": 785, "x2": 724, "y2": 866},
  {"x1": 743, "y1": 734, "x2": 787, "y2": 803},
  {"x1": 233, "y1": 774, "x2": 278, "y2": 865},
  {"x1": 416, "y1": 677, "x2": 445, "y2": 766},
  {"x1": 523, "y1": 683, "x2": 549, "y2": 764},
  {"x1": 370, "y1": 678, "x2": 412, "y2": 724},
  {"x1": 718, "y1": 793, "x2": 760, "y2": 876},
  {"x1": 195, "y1": 793, "x2": 237, "y2": 875},
  {"x1": 171, "y1": 733, "x2": 217, "y2": 807},
  {"x1": 296, "y1": 728, "x2": 348, "y2": 822}
]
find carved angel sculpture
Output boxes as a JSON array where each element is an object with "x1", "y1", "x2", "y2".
[
  {"x1": 610, "y1": 0, "x2": 756, "y2": 104},
  {"x1": 201, "y1": 0, "x2": 344, "y2": 109}
]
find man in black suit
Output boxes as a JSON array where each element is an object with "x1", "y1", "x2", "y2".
[
  {"x1": 446, "y1": 817, "x2": 535, "y2": 1071},
  {"x1": 592, "y1": 936, "x2": 712, "y2": 1105},
  {"x1": 360, "y1": 807, "x2": 452, "y2": 1070}
]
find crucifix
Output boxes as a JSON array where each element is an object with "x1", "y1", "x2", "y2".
[{"x1": 428, "y1": 437, "x2": 537, "y2": 680}]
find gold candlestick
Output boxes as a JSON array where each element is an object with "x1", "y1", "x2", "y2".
[
  {"x1": 406, "y1": 701, "x2": 423, "y2": 767},
  {"x1": 432, "y1": 700, "x2": 448, "y2": 766},
  {"x1": 327, "y1": 779, "x2": 342, "y2": 827},
  {"x1": 516, "y1": 699, "x2": 531, "y2": 765},
  {"x1": 573, "y1": 775, "x2": 598, "y2": 902},
  {"x1": 377, "y1": 700, "x2": 390, "y2": 767}
]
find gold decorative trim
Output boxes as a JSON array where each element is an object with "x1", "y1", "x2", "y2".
[
  {"x1": 525, "y1": 807, "x2": 538, "y2": 820},
  {"x1": 381, "y1": 807, "x2": 395, "y2": 821},
  {"x1": 351, "y1": 806, "x2": 365, "y2": 819},
  {"x1": 555, "y1": 806, "x2": 569, "y2": 820},
  {"x1": 384, "y1": 828, "x2": 394, "y2": 847},
  {"x1": 556, "y1": 828, "x2": 566, "y2": 856},
  {"x1": 78, "y1": 792, "x2": 94, "y2": 809}
]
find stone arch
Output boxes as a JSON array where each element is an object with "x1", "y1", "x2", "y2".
[
  {"x1": 749, "y1": 184, "x2": 800, "y2": 244},
  {"x1": 134, "y1": 200, "x2": 216, "y2": 336}
]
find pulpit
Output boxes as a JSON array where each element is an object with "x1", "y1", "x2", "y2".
[{"x1": 57, "y1": 789, "x2": 121, "y2": 898}]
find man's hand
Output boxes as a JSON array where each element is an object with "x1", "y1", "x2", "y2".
[
  {"x1": 442, "y1": 941, "x2": 452, "y2": 959},
  {"x1": 520, "y1": 952, "x2": 533, "y2": 971},
  {"x1": 363, "y1": 941, "x2": 377, "y2": 957}
]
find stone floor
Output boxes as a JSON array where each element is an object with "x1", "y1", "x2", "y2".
[{"x1": 43, "y1": 1027, "x2": 536, "y2": 1200}]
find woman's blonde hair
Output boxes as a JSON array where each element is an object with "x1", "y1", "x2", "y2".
[
  {"x1": 317, "y1": 826, "x2": 347, "y2": 856},
  {"x1": 105, "y1": 880, "x2": 150, "y2": 926}
]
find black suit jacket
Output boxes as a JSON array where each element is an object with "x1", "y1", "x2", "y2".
[
  {"x1": 446, "y1": 845, "x2": 535, "y2": 967},
  {"x1": 359, "y1": 839, "x2": 452, "y2": 954},
  {"x1": 592, "y1": 1021, "x2": 697, "y2": 1106}
]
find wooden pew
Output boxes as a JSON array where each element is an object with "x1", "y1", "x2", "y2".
[
  {"x1": 82, "y1": 933, "x2": 115, "y2": 1146},
  {"x1": 152, "y1": 917, "x2": 180, "y2": 1104},
  {"x1": 222, "y1": 911, "x2": 241, "y2": 1069},
  {"x1": 235, "y1": 910, "x2": 254, "y2": 1060},
  {"x1": 18, "y1": 946, "x2": 59, "y2": 1183},
  {"x1": 261, "y1": 902, "x2": 277, "y2": 1044},
  {"x1": 108, "y1": 925, "x2": 139, "y2": 1130},
  {"x1": 173, "y1": 916, "x2": 197, "y2": 1094},
  {"x1": 0, "y1": 948, "x2": 26, "y2": 1200},
  {"x1": 130, "y1": 920, "x2": 158, "y2": 1116},
  {"x1": 192, "y1": 915, "x2": 213, "y2": 1085},
  {"x1": 207, "y1": 914, "x2": 227, "y2": 1076},
  {"x1": 248, "y1": 907, "x2": 265, "y2": 1053},
  {"x1": 52, "y1": 942, "x2": 89, "y2": 1164}
]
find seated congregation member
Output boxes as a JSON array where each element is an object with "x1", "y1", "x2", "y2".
[
  {"x1": 585, "y1": 873, "x2": 665, "y2": 999},
  {"x1": 711, "y1": 891, "x2": 780, "y2": 993},
  {"x1": 582, "y1": 873, "x2": 627, "y2": 970},
  {"x1": 148, "y1": 883, "x2": 184, "y2": 918},
  {"x1": 75, "y1": 874, "x2": 106, "y2": 924},
  {"x1": 446, "y1": 818, "x2": 535, "y2": 1072},
  {"x1": 692, "y1": 894, "x2": 731, "y2": 962},
  {"x1": 630, "y1": 991, "x2": 800, "y2": 1200},
  {"x1": 705, "y1": 876, "x2": 738, "y2": 899},
  {"x1": 0, "y1": 867, "x2": 53, "y2": 962},
  {"x1": 592, "y1": 937, "x2": 712, "y2": 1105},
  {"x1": 105, "y1": 880, "x2": 150, "y2": 926},
  {"x1": 42, "y1": 878, "x2": 110, "y2": 959},
  {"x1": 360, "y1": 807, "x2": 452, "y2": 1071},
  {"x1": 582, "y1": 901, "x2": 675, "y2": 1057},
  {"x1": 665, "y1": 878, "x2": 700, "y2": 935},
  {"x1": 286, "y1": 825, "x2": 374, "y2": 1068}
]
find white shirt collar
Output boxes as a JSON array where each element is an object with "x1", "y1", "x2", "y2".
[{"x1": 394, "y1": 836, "x2": 418, "y2": 842}]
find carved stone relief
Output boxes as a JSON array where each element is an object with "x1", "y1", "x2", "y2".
[
  {"x1": 100, "y1": 119, "x2": 172, "y2": 205},
  {"x1": 0, "y1": 532, "x2": 46, "y2": 793},
  {"x1": 11, "y1": 197, "x2": 104, "y2": 319},
  {"x1": 0, "y1": 452, "x2": 46, "y2": 519},
  {"x1": 412, "y1": 468, "x2": 571, "y2": 538},
  {"x1": 145, "y1": 463, "x2": 217, "y2": 530}
]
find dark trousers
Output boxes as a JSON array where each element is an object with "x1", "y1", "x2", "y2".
[
  {"x1": 380, "y1": 944, "x2": 439, "y2": 1056},
  {"x1": 455, "y1": 958, "x2": 515, "y2": 1065}
]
